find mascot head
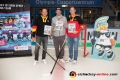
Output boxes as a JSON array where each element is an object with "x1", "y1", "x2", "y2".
[{"x1": 94, "y1": 16, "x2": 109, "y2": 32}]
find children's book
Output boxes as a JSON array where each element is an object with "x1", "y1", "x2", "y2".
[
  {"x1": 56, "y1": 21, "x2": 63, "y2": 30},
  {"x1": 44, "y1": 25, "x2": 51, "y2": 35},
  {"x1": 68, "y1": 23, "x2": 76, "y2": 33}
]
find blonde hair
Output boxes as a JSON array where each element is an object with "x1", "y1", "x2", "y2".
[{"x1": 70, "y1": 6, "x2": 76, "y2": 10}]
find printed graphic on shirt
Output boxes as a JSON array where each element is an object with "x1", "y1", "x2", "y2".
[
  {"x1": 56, "y1": 21, "x2": 63, "y2": 31},
  {"x1": 44, "y1": 25, "x2": 51, "y2": 35},
  {"x1": 68, "y1": 23, "x2": 76, "y2": 33}
]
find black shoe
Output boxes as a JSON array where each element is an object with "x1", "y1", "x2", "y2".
[
  {"x1": 107, "y1": 52, "x2": 115, "y2": 60},
  {"x1": 98, "y1": 50, "x2": 105, "y2": 58}
]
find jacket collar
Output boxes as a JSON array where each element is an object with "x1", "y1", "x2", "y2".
[
  {"x1": 69, "y1": 14, "x2": 79, "y2": 18},
  {"x1": 56, "y1": 15, "x2": 63, "y2": 18}
]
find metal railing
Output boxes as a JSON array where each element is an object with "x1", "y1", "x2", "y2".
[{"x1": 108, "y1": 0, "x2": 120, "y2": 11}]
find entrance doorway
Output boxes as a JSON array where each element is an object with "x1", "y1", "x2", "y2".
[{"x1": 83, "y1": 9, "x2": 97, "y2": 24}]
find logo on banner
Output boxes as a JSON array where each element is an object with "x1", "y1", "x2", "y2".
[
  {"x1": 0, "y1": 39, "x2": 6, "y2": 46},
  {"x1": 14, "y1": 46, "x2": 28, "y2": 51}
]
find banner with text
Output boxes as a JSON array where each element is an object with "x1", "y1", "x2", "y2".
[
  {"x1": 0, "y1": 3, "x2": 32, "y2": 57},
  {"x1": 41, "y1": 28, "x2": 120, "y2": 47},
  {"x1": 28, "y1": 0, "x2": 102, "y2": 7}
]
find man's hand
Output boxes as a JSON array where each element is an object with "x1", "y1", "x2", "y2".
[
  {"x1": 63, "y1": 21, "x2": 65, "y2": 25},
  {"x1": 73, "y1": 31, "x2": 78, "y2": 34},
  {"x1": 49, "y1": 31, "x2": 52, "y2": 35},
  {"x1": 53, "y1": 28, "x2": 56, "y2": 31},
  {"x1": 65, "y1": 34, "x2": 67, "y2": 38},
  {"x1": 81, "y1": 25, "x2": 84, "y2": 29},
  {"x1": 32, "y1": 37, "x2": 35, "y2": 41}
]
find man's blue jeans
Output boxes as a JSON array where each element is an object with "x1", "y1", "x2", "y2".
[{"x1": 68, "y1": 36, "x2": 79, "y2": 60}]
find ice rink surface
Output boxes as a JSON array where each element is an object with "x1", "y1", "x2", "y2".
[{"x1": 0, "y1": 47, "x2": 120, "y2": 80}]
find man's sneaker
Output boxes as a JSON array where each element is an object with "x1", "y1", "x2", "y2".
[
  {"x1": 60, "y1": 59, "x2": 65, "y2": 63},
  {"x1": 33, "y1": 60, "x2": 38, "y2": 66},
  {"x1": 42, "y1": 59, "x2": 47, "y2": 64},
  {"x1": 73, "y1": 60, "x2": 77, "y2": 65},
  {"x1": 66, "y1": 58, "x2": 73, "y2": 63}
]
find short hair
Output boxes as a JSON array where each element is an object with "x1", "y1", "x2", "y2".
[
  {"x1": 41, "y1": 7, "x2": 48, "y2": 12},
  {"x1": 70, "y1": 6, "x2": 76, "y2": 10}
]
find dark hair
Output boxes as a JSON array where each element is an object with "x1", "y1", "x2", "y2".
[{"x1": 41, "y1": 7, "x2": 48, "y2": 12}]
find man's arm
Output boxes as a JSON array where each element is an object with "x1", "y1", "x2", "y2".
[
  {"x1": 63, "y1": 17, "x2": 68, "y2": 38},
  {"x1": 78, "y1": 16, "x2": 83, "y2": 24},
  {"x1": 51, "y1": 18, "x2": 56, "y2": 32},
  {"x1": 31, "y1": 18, "x2": 38, "y2": 41},
  {"x1": 78, "y1": 16, "x2": 85, "y2": 29},
  {"x1": 48, "y1": 18, "x2": 52, "y2": 35},
  {"x1": 63, "y1": 17, "x2": 68, "y2": 28},
  {"x1": 48, "y1": 18, "x2": 51, "y2": 25},
  {"x1": 75, "y1": 16, "x2": 83, "y2": 34}
]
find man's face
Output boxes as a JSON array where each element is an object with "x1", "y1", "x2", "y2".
[
  {"x1": 56, "y1": 10, "x2": 61, "y2": 16},
  {"x1": 41, "y1": 9, "x2": 48, "y2": 17},
  {"x1": 70, "y1": 7, "x2": 76, "y2": 15}
]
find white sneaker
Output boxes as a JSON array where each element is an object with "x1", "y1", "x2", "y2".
[
  {"x1": 66, "y1": 58, "x2": 73, "y2": 63},
  {"x1": 60, "y1": 59, "x2": 65, "y2": 63},
  {"x1": 42, "y1": 59, "x2": 47, "y2": 64},
  {"x1": 33, "y1": 60, "x2": 38, "y2": 65},
  {"x1": 73, "y1": 60, "x2": 77, "y2": 65}
]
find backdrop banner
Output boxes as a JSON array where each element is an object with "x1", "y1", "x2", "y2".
[
  {"x1": 28, "y1": 0, "x2": 102, "y2": 7},
  {"x1": 0, "y1": 3, "x2": 32, "y2": 57}
]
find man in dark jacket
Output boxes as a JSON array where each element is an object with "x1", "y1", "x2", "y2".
[{"x1": 32, "y1": 8, "x2": 51, "y2": 65}]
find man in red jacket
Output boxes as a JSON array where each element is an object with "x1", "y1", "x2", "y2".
[{"x1": 66, "y1": 6, "x2": 84, "y2": 64}]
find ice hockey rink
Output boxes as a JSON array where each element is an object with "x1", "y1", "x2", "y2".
[{"x1": 0, "y1": 46, "x2": 120, "y2": 80}]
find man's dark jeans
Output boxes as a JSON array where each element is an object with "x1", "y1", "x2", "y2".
[
  {"x1": 35, "y1": 36, "x2": 48, "y2": 61},
  {"x1": 53, "y1": 35, "x2": 65, "y2": 59}
]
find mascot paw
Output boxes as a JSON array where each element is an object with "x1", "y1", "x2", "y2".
[{"x1": 110, "y1": 39, "x2": 115, "y2": 46}]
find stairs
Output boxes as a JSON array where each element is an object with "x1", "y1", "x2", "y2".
[
  {"x1": 102, "y1": 0, "x2": 118, "y2": 27},
  {"x1": 102, "y1": 0, "x2": 116, "y2": 16}
]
